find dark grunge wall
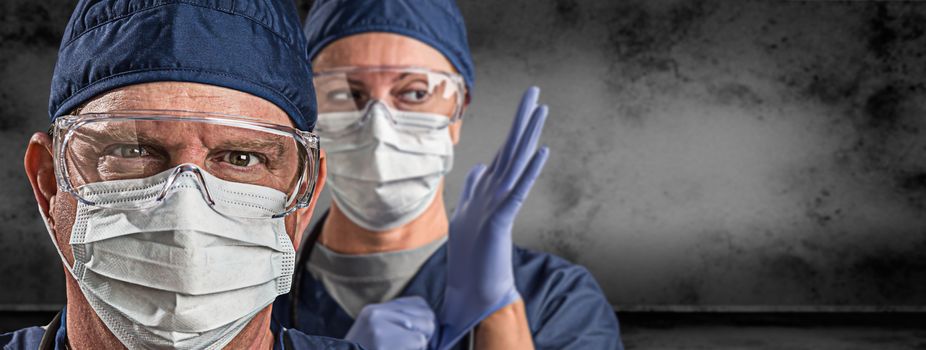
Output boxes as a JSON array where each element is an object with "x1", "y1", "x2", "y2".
[{"x1": 1, "y1": 0, "x2": 924, "y2": 311}]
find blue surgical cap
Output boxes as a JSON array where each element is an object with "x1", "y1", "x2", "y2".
[
  {"x1": 303, "y1": 0, "x2": 475, "y2": 90},
  {"x1": 50, "y1": 0, "x2": 318, "y2": 131}
]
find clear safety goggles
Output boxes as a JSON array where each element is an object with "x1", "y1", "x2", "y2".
[
  {"x1": 52, "y1": 110, "x2": 320, "y2": 218},
  {"x1": 313, "y1": 66, "x2": 466, "y2": 134}
]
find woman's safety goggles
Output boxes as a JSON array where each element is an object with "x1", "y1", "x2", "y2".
[
  {"x1": 52, "y1": 110, "x2": 320, "y2": 218},
  {"x1": 312, "y1": 66, "x2": 466, "y2": 134}
]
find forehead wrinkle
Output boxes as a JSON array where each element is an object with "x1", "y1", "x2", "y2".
[
  {"x1": 78, "y1": 82, "x2": 293, "y2": 127},
  {"x1": 346, "y1": 73, "x2": 395, "y2": 89},
  {"x1": 211, "y1": 137, "x2": 287, "y2": 158},
  {"x1": 314, "y1": 33, "x2": 455, "y2": 73}
]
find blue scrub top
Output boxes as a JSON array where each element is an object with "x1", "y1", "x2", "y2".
[
  {"x1": 0, "y1": 308, "x2": 363, "y2": 350},
  {"x1": 273, "y1": 217, "x2": 624, "y2": 350}
]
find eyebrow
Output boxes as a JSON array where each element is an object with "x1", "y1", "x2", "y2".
[
  {"x1": 346, "y1": 78, "x2": 368, "y2": 88},
  {"x1": 345, "y1": 72, "x2": 419, "y2": 87},
  {"x1": 212, "y1": 138, "x2": 287, "y2": 158},
  {"x1": 81, "y1": 126, "x2": 163, "y2": 146},
  {"x1": 395, "y1": 72, "x2": 414, "y2": 82}
]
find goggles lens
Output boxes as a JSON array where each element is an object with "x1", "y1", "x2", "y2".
[
  {"x1": 313, "y1": 67, "x2": 465, "y2": 133},
  {"x1": 54, "y1": 112, "x2": 320, "y2": 217}
]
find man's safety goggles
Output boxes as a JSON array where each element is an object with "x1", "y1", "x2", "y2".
[
  {"x1": 312, "y1": 66, "x2": 466, "y2": 134},
  {"x1": 52, "y1": 110, "x2": 320, "y2": 218}
]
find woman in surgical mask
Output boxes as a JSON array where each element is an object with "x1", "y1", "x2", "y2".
[{"x1": 273, "y1": 0, "x2": 624, "y2": 349}]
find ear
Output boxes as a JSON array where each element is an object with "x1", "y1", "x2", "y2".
[
  {"x1": 449, "y1": 93, "x2": 471, "y2": 145},
  {"x1": 24, "y1": 132, "x2": 58, "y2": 229},
  {"x1": 292, "y1": 149, "x2": 327, "y2": 250}
]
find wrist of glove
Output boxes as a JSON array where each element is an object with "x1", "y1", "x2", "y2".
[{"x1": 436, "y1": 86, "x2": 549, "y2": 350}]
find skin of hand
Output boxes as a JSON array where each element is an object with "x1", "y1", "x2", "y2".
[
  {"x1": 312, "y1": 32, "x2": 535, "y2": 349},
  {"x1": 475, "y1": 299, "x2": 534, "y2": 350},
  {"x1": 438, "y1": 86, "x2": 548, "y2": 350},
  {"x1": 23, "y1": 82, "x2": 328, "y2": 350}
]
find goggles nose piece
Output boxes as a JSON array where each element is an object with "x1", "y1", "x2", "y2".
[
  {"x1": 156, "y1": 163, "x2": 216, "y2": 206},
  {"x1": 363, "y1": 100, "x2": 397, "y2": 125}
]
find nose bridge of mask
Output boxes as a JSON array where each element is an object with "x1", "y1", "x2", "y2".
[
  {"x1": 73, "y1": 169, "x2": 286, "y2": 247},
  {"x1": 75, "y1": 166, "x2": 288, "y2": 216},
  {"x1": 363, "y1": 102, "x2": 454, "y2": 155},
  {"x1": 162, "y1": 168, "x2": 290, "y2": 218},
  {"x1": 71, "y1": 181, "x2": 285, "y2": 252},
  {"x1": 366, "y1": 101, "x2": 401, "y2": 144}
]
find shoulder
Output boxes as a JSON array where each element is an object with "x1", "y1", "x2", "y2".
[
  {"x1": 0, "y1": 326, "x2": 46, "y2": 350},
  {"x1": 283, "y1": 328, "x2": 364, "y2": 350},
  {"x1": 511, "y1": 246, "x2": 624, "y2": 349},
  {"x1": 511, "y1": 245, "x2": 612, "y2": 312},
  {"x1": 512, "y1": 245, "x2": 601, "y2": 287}
]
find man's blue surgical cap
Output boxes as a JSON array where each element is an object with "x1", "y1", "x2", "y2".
[
  {"x1": 303, "y1": 0, "x2": 475, "y2": 90},
  {"x1": 50, "y1": 0, "x2": 318, "y2": 131}
]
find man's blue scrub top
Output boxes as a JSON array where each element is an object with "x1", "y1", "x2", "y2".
[
  {"x1": 0, "y1": 308, "x2": 363, "y2": 350},
  {"x1": 273, "y1": 217, "x2": 624, "y2": 349}
]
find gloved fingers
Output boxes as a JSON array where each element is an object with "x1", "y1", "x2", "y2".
[
  {"x1": 499, "y1": 104, "x2": 547, "y2": 191},
  {"x1": 454, "y1": 164, "x2": 487, "y2": 216},
  {"x1": 345, "y1": 301, "x2": 436, "y2": 350},
  {"x1": 370, "y1": 324, "x2": 431, "y2": 350},
  {"x1": 354, "y1": 302, "x2": 404, "y2": 326},
  {"x1": 390, "y1": 297, "x2": 437, "y2": 322},
  {"x1": 401, "y1": 331, "x2": 431, "y2": 350},
  {"x1": 386, "y1": 315, "x2": 436, "y2": 348},
  {"x1": 373, "y1": 297, "x2": 436, "y2": 337},
  {"x1": 395, "y1": 313, "x2": 436, "y2": 337},
  {"x1": 487, "y1": 87, "x2": 539, "y2": 178},
  {"x1": 498, "y1": 146, "x2": 549, "y2": 219},
  {"x1": 389, "y1": 295, "x2": 430, "y2": 307},
  {"x1": 373, "y1": 308, "x2": 433, "y2": 333}
]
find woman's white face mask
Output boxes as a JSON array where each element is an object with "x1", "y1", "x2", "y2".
[{"x1": 319, "y1": 102, "x2": 454, "y2": 231}]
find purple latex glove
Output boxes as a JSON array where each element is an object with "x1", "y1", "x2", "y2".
[
  {"x1": 345, "y1": 296, "x2": 436, "y2": 350},
  {"x1": 437, "y1": 86, "x2": 550, "y2": 349}
]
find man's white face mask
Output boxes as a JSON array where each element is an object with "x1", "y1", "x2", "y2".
[
  {"x1": 319, "y1": 102, "x2": 454, "y2": 231},
  {"x1": 42, "y1": 166, "x2": 295, "y2": 350}
]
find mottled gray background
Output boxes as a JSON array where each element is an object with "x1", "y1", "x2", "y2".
[{"x1": 2, "y1": 0, "x2": 925, "y2": 311}]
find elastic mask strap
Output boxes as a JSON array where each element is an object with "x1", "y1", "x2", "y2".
[{"x1": 37, "y1": 203, "x2": 80, "y2": 281}]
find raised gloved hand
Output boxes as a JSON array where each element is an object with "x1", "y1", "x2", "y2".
[
  {"x1": 344, "y1": 296, "x2": 436, "y2": 350},
  {"x1": 436, "y1": 86, "x2": 550, "y2": 349}
]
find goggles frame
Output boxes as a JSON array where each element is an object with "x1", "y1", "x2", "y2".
[
  {"x1": 313, "y1": 65, "x2": 468, "y2": 122},
  {"x1": 52, "y1": 110, "x2": 321, "y2": 218}
]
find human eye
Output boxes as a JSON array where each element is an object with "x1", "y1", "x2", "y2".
[
  {"x1": 326, "y1": 88, "x2": 367, "y2": 102},
  {"x1": 326, "y1": 89, "x2": 353, "y2": 102},
  {"x1": 105, "y1": 144, "x2": 155, "y2": 158},
  {"x1": 217, "y1": 150, "x2": 266, "y2": 168},
  {"x1": 97, "y1": 143, "x2": 168, "y2": 180},
  {"x1": 395, "y1": 79, "x2": 433, "y2": 104},
  {"x1": 397, "y1": 89, "x2": 431, "y2": 103}
]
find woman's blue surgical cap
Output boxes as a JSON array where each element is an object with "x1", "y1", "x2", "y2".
[
  {"x1": 303, "y1": 0, "x2": 475, "y2": 90},
  {"x1": 50, "y1": 0, "x2": 318, "y2": 131}
]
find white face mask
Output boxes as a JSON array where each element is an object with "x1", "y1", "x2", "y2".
[
  {"x1": 41, "y1": 168, "x2": 295, "y2": 350},
  {"x1": 319, "y1": 103, "x2": 454, "y2": 231}
]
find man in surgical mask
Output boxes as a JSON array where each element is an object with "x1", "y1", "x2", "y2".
[
  {"x1": 274, "y1": 0, "x2": 624, "y2": 349},
  {"x1": 1, "y1": 0, "x2": 363, "y2": 349}
]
